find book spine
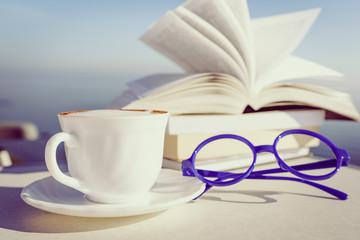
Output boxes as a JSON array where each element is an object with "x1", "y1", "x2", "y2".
[{"x1": 166, "y1": 110, "x2": 325, "y2": 134}]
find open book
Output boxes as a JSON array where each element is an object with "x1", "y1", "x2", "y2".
[{"x1": 110, "y1": 0, "x2": 359, "y2": 120}]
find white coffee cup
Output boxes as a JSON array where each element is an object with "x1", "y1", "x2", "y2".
[{"x1": 45, "y1": 109, "x2": 169, "y2": 204}]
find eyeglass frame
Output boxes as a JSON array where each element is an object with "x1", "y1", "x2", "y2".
[{"x1": 181, "y1": 129, "x2": 350, "y2": 200}]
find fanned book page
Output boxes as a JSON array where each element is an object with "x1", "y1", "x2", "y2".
[
  {"x1": 141, "y1": 0, "x2": 326, "y2": 92},
  {"x1": 141, "y1": 11, "x2": 246, "y2": 82},
  {"x1": 182, "y1": 0, "x2": 255, "y2": 83},
  {"x1": 110, "y1": 0, "x2": 359, "y2": 121},
  {"x1": 173, "y1": 6, "x2": 249, "y2": 82},
  {"x1": 251, "y1": 8, "x2": 321, "y2": 83}
]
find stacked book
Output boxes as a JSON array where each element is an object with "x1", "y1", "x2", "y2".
[
  {"x1": 110, "y1": 0, "x2": 359, "y2": 170},
  {"x1": 162, "y1": 109, "x2": 325, "y2": 170}
]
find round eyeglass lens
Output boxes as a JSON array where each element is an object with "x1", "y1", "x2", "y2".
[
  {"x1": 275, "y1": 131, "x2": 339, "y2": 177},
  {"x1": 193, "y1": 135, "x2": 255, "y2": 184}
]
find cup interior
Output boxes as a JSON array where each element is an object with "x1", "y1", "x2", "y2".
[{"x1": 59, "y1": 109, "x2": 168, "y2": 117}]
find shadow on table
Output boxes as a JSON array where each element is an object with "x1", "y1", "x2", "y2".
[
  {"x1": 0, "y1": 186, "x2": 162, "y2": 233},
  {"x1": 200, "y1": 189, "x2": 338, "y2": 203}
]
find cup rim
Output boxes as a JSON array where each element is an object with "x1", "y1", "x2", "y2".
[{"x1": 58, "y1": 109, "x2": 168, "y2": 118}]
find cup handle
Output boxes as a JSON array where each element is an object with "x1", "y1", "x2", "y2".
[{"x1": 45, "y1": 132, "x2": 87, "y2": 193}]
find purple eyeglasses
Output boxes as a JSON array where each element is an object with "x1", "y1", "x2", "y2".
[{"x1": 181, "y1": 129, "x2": 350, "y2": 200}]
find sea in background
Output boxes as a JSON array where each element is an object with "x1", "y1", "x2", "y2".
[{"x1": 0, "y1": 71, "x2": 359, "y2": 171}]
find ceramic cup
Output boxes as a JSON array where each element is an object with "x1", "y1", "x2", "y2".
[{"x1": 45, "y1": 109, "x2": 169, "y2": 204}]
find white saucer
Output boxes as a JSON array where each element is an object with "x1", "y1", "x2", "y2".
[{"x1": 21, "y1": 169, "x2": 205, "y2": 218}]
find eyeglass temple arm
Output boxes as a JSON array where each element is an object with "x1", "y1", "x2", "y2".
[
  {"x1": 193, "y1": 171, "x2": 348, "y2": 201},
  {"x1": 247, "y1": 175, "x2": 348, "y2": 200},
  {"x1": 185, "y1": 158, "x2": 348, "y2": 200},
  {"x1": 194, "y1": 176, "x2": 348, "y2": 200}
]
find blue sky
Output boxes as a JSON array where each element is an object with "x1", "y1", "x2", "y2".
[{"x1": 1, "y1": 0, "x2": 359, "y2": 79}]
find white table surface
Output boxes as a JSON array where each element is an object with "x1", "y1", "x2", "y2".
[{"x1": 0, "y1": 160, "x2": 359, "y2": 240}]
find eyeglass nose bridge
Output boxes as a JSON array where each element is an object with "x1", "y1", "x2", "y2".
[
  {"x1": 254, "y1": 144, "x2": 274, "y2": 154},
  {"x1": 254, "y1": 144, "x2": 287, "y2": 170}
]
